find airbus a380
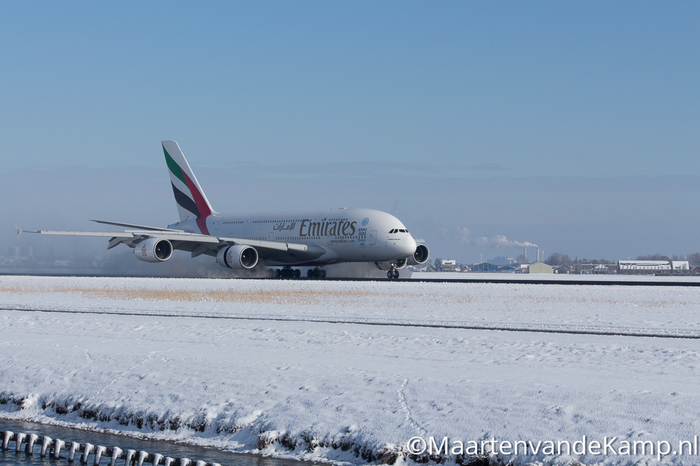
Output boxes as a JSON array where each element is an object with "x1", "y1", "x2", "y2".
[{"x1": 19, "y1": 141, "x2": 430, "y2": 279}]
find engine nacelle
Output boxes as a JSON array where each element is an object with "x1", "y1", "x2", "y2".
[
  {"x1": 217, "y1": 244, "x2": 259, "y2": 269},
  {"x1": 134, "y1": 238, "x2": 173, "y2": 263},
  {"x1": 407, "y1": 244, "x2": 430, "y2": 266}
]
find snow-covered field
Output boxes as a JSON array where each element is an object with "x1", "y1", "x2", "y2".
[
  {"x1": 1, "y1": 275, "x2": 699, "y2": 465},
  {"x1": 413, "y1": 271, "x2": 700, "y2": 284}
]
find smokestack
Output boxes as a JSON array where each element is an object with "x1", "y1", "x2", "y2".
[{"x1": 524, "y1": 247, "x2": 527, "y2": 263}]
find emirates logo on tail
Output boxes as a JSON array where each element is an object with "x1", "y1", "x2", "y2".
[{"x1": 162, "y1": 140, "x2": 214, "y2": 235}]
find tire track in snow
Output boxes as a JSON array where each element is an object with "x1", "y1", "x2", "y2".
[{"x1": 1, "y1": 305, "x2": 699, "y2": 340}]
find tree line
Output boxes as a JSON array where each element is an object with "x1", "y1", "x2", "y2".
[{"x1": 543, "y1": 252, "x2": 700, "y2": 267}]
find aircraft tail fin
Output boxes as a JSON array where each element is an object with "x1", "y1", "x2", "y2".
[{"x1": 161, "y1": 141, "x2": 215, "y2": 231}]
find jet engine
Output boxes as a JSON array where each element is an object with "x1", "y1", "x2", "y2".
[
  {"x1": 407, "y1": 244, "x2": 430, "y2": 266},
  {"x1": 134, "y1": 238, "x2": 173, "y2": 262},
  {"x1": 216, "y1": 244, "x2": 259, "y2": 269}
]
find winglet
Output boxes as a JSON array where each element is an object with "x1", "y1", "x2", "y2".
[{"x1": 15, "y1": 225, "x2": 23, "y2": 238}]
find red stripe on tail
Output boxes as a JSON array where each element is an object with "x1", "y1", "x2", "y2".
[{"x1": 182, "y1": 172, "x2": 212, "y2": 235}]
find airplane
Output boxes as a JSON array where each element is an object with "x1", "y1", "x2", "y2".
[{"x1": 18, "y1": 141, "x2": 430, "y2": 279}]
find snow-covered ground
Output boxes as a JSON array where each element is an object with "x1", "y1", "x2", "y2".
[
  {"x1": 413, "y1": 271, "x2": 700, "y2": 284},
  {"x1": 1, "y1": 275, "x2": 699, "y2": 465}
]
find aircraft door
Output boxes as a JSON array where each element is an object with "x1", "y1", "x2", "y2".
[{"x1": 369, "y1": 230, "x2": 377, "y2": 245}]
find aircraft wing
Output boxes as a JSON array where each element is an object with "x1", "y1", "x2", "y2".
[
  {"x1": 17, "y1": 226, "x2": 323, "y2": 262},
  {"x1": 89, "y1": 219, "x2": 185, "y2": 231}
]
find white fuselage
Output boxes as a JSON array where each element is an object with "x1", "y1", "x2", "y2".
[{"x1": 170, "y1": 208, "x2": 417, "y2": 266}]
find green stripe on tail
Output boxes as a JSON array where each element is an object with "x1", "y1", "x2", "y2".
[{"x1": 163, "y1": 146, "x2": 187, "y2": 186}]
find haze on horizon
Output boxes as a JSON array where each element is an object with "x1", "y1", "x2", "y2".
[{"x1": 2, "y1": 1, "x2": 699, "y2": 266}]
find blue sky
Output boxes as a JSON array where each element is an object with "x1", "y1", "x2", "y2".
[{"x1": 3, "y1": 1, "x2": 700, "y2": 264}]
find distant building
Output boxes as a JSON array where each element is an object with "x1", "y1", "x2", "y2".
[
  {"x1": 472, "y1": 262, "x2": 500, "y2": 272},
  {"x1": 574, "y1": 263, "x2": 617, "y2": 274},
  {"x1": 553, "y1": 265, "x2": 572, "y2": 274},
  {"x1": 1, "y1": 246, "x2": 36, "y2": 267},
  {"x1": 672, "y1": 261, "x2": 690, "y2": 273},
  {"x1": 489, "y1": 256, "x2": 515, "y2": 266},
  {"x1": 618, "y1": 260, "x2": 671, "y2": 274},
  {"x1": 497, "y1": 264, "x2": 517, "y2": 273},
  {"x1": 471, "y1": 262, "x2": 517, "y2": 273},
  {"x1": 574, "y1": 263, "x2": 595, "y2": 274},
  {"x1": 440, "y1": 260, "x2": 457, "y2": 272},
  {"x1": 592, "y1": 264, "x2": 618, "y2": 274},
  {"x1": 527, "y1": 262, "x2": 553, "y2": 274}
]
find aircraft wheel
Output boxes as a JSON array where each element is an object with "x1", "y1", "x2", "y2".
[
  {"x1": 307, "y1": 269, "x2": 315, "y2": 278},
  {"x1": 393, "y1": 269, "x2": 400, "y2": 279},
  {"x1": 274, "y1": 269, "x2": 281, "y2": 278},
  {"x1": 294, "y1": 269, "x2": 301, "y2": 278},
  {"x1": 320, "y1": 269, "x2": 327, "y2": 279},
  {"x1": 387, "y1": 271, "x2": 393, "y2": 279}
]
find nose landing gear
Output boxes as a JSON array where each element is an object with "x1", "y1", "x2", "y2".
[{"x1": 387, "y1": 268, "x2": 400, "y2": 280}]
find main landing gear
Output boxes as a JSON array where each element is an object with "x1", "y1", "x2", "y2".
[
  {"x1": 307, "y1": 268, "x2": 327, "y2": 279},
  {"x1": 270, "y1": 266, "x2": 327, "y2": 279},
  {"x1": 270, "y1": 266, "x2": 301, "y2": 279}
]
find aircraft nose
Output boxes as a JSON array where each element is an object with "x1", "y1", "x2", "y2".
[{"x1": 403, "y1": 235, "x2": 417, "y2": 257}]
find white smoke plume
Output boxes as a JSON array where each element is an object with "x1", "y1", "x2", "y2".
[
  {"x1": 476, "y1": 235, "x2": 538, "y2": 249},
  {"x1": 454, "y1": 227, "x2": 537, "y2": 249}
]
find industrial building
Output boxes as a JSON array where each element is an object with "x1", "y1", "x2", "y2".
[
  {"x1": 527, "y1": 262, "x2": 553, "y2": 274},
  {"x1": 471, "y1": 262, "x2": 500, "y2": 272},
  {"x1": 618, "y1": 260, "x2": 689, "y2": 275}
]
